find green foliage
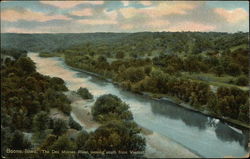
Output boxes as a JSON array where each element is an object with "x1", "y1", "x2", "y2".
[
  {"x1": 76, "y1": 130, "x2": 89, "y2": 150},
  {"x1": 39, "y1": 52, "x2": 58, "y2": 57},
  {"x1": 49, "y1": 77, "x2": 68, "y2": 91},
  {"x1": 92, "y1": 94, "x2": 133, "y2": 122},
  {"x1": 33, "y1": 111, "x2": 50, "y2": 136},
  {"x1": 235, "y1": 75, "x2": 248, "y2": 86},
  {"x1": 85, "y1": 120, "x2": 146, "y2": 153},
  {"x1": 50, "y1": 135, "x2": 76, "y2": 151},
  {"x1": 77, "y1": 87, "x2": 93, "y2": 99},
  {"x1": 217, "y1": 87, "x2": 248, "y2": 120},
  {"x1": 52, "y1": 119, "x2": 68, "y2": 136},
  {"x1": 116, "y1": 51, "x2": 125, "y2": 59},
  {"x1": 8, "y1": 130, "x2": 32, "y2": 150},
  {"x1": 39, "y1": 134, "x2": 58, "y2": 150},
  {"x1": 214, "y1": 65, "x2": 224, "y2": 77},
  {"x1": 69, "y1": 116, "x2": 82, "y2": 131},
  {"x1": 227, "y1": 63, "x2": 241, "y2": 76},
  {"x1": 16, "y1": 57, "x2": 36, "y2": 73},
  {"x1": 1, "y1": 48, "x2": 27, "y2": 59},
  {"x1": 123, "y1": 67, "x2": 145, "y2": 83},
  {"x1": 144, "y1": 65, "x2": 152, "y2": 75}
]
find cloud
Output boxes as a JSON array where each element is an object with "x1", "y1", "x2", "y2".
[
  {"x1": 104, "y1": 9, "x2": 118, "y2": 20},
  {"x1": 120, "y1": 1, "x2": 198, "y2": 19},
  {"x1": 140, "y1": 1, "x2": 153, "y2": 6},
  {"x1": 167, "y1": 22, "x2": 216, "y2": 32},
  {"x1": 71, "y1": 8, "x2": 93, "y2": 16},
  {"x1": 121, "y1": 1, "x2": 130, "y2": 7},
  {"x1": 1, "y1": 1, "x2": 249, "y2": 33},
  {"x1": 214, "y1": 8, "x2": 248, "y2": 23},
  {"x1": 1, "y1": 8, "x2": 70, "y2": 22},
  {"x1": 40, "y1": 1, "x2": 104, "y2": 9}
]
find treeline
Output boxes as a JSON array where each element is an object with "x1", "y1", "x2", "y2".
[
  {"x1": 1, "y1": 48, "x2": 27, "y2": 59},
  {"x1": 60, "y1": 32, "x2": 248, "y2": 58},
  {"x1": 153, "y1": 48, "x2": 248, "y2": 77},
  {"x1": 1, "y1": 33, "x2": 129, "y2": 52}
]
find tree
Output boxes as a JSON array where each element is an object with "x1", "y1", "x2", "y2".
[
  {"x1": 52, "y1": 119, "x2": 68, "y2": 136},
  {"x1": 16, "y1": 57, "x2": 36, "y2": 73},
  {"x1": 49, "y1": 77, "x2": 68, "y2": 91},
  {"x1": 39, "y1": 134, "x2": 58, "y2": 150},
  {"x1": 235, "y1": 75, "x2": 248, "y2": 86},
  {"x1": 144, "y1": 65, "x2": 152, "y2": 75},
  {"x1": 238, "y1": 105, "x2": 249, "y2": 123},
  {"x1": 116, "y1": 51, "x2": 125, "y2": 59},
  {"x1": 8, "y1": 130, "x2": 31, "y2": 150},
  {"x1": 165, "y1": 65, "x2": 176, "y2": 75},
  {"x1": 92, "y1": 94, "x2": 133, "y2": 122},
  {"x1": 76, "y1": 130, "x2": 89, "y2": 150},
  {"x1": 214, "y1": 65, "x2": 224, "y2": 77},
  {"x1": 123, "y1": 67, "x2": 145, "y2": 83},
  {"x1": 33, "y1": 111, "x2": 50, "y2": 137},
  {"x1": 227, "y1": 63, "x2": 241, "y2": 76},
  {"x1": 50, "y1": 135, "x2": 76, "y2": 151},
  {"x1": 69, "y1": 116, "x2": 82, "y2": 131},
  {"x1": 77, "y1": 87, "x2": 93, "y2": 99},
  {"x1": 97, "y1": 55, "x2": 107, "y2": 63},
  {"x1": 85, "y1": 121, "x2": 145, "y2": 154}
]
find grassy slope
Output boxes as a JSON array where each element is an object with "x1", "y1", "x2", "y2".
[{"x1": 181, "y1": 72, "x2": 249, "y2": 91}]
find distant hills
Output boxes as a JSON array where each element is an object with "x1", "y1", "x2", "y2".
[
  {"x1": 1, "y1": 32, "x2": 248, "y2": 54},
  {"x1": 1, "y1": 33, "x2": 130, "y2": 52}
]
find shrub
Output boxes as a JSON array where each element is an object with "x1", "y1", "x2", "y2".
[
  {"x1": 69, "y1": 116, "x2": 82, "y2": 131},
  {"x1": 92, "y1": 94, "x2": 133, "y2": 122},
  {"x1": 52, "y1": 119, "x2": 68, "y2": 136},
  {"x1": 235, "y1": 75, "x2": 248, "y2": 86},
  {"x1": 77, "y1": 87, "x2": 93, "y2": 99}
]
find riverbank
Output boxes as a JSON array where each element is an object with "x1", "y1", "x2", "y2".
[
  {"x1": 62, "y1": 59, "x2": 250, "y2": 130},
  {"x1": 142, "y1": 91, "x2": 250, "y2": 130},
  {"x1": 29, "y1": 53, "x2": 249, "y2": 157},
  {"x1": 65, "y1": 91, "x2": 200, "y2": 158}
]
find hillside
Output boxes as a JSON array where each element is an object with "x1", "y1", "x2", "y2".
[
  {"x1": 43, "y1": 31, "x2": 249, "y2": 126},
  {"x1": 1, "y1": 32, "x2": 248, "y2": 54},
  {"x1": 1, "y1": 33, "x2": 129, "y2": 52}
]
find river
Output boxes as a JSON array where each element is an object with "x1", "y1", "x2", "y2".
[{"x1": 28, "y1": 52, "x2": 249, "y2": 158}]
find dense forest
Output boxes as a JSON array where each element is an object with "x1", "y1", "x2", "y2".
[
  {"x1": 1, "y1": 49, "x2": 145, "y2": 158},
  {"x1": 1, "y1": 33, "x2": 129, "y2": 52},
  {"x1": 40, "y1": 32, "x2": 249, "y2": 125}
]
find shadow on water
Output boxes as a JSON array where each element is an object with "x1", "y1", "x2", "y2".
[
  {"x1": 215, "y1": 122, "x2": 249, "y2": 150},
  {"x1": 150, "y1": 99, "x2": 208, "y2": 130},
  {"x1": 150, "y1": 99, "x2": 249, "y2": 150}
]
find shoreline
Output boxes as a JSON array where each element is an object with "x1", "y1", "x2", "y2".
[
  {"x1": 66, "y1": 92, "x2": 200, "y2": 158},
  {"x1": 62, "y1": 60, "x2": 250, "y2": 130}
]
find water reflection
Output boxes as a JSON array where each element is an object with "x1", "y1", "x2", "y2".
[
  {"x1": 215, "y1": 122, "x2": 248, "y2": 150},
  {"x1": 151, "y1": 100, "x2": 208, "y2": 130},
  {"x1": 150, "y1": 99, "x2": 248, "y2": 148}
]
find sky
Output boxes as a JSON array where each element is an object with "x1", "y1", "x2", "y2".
[{"x1": 1, "y1": 1, "x2": 249, "y2": 33}]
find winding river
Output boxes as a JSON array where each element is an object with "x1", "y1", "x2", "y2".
[{"x1": 28, "y1": 53, "x2": 249, "y2": 158}]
